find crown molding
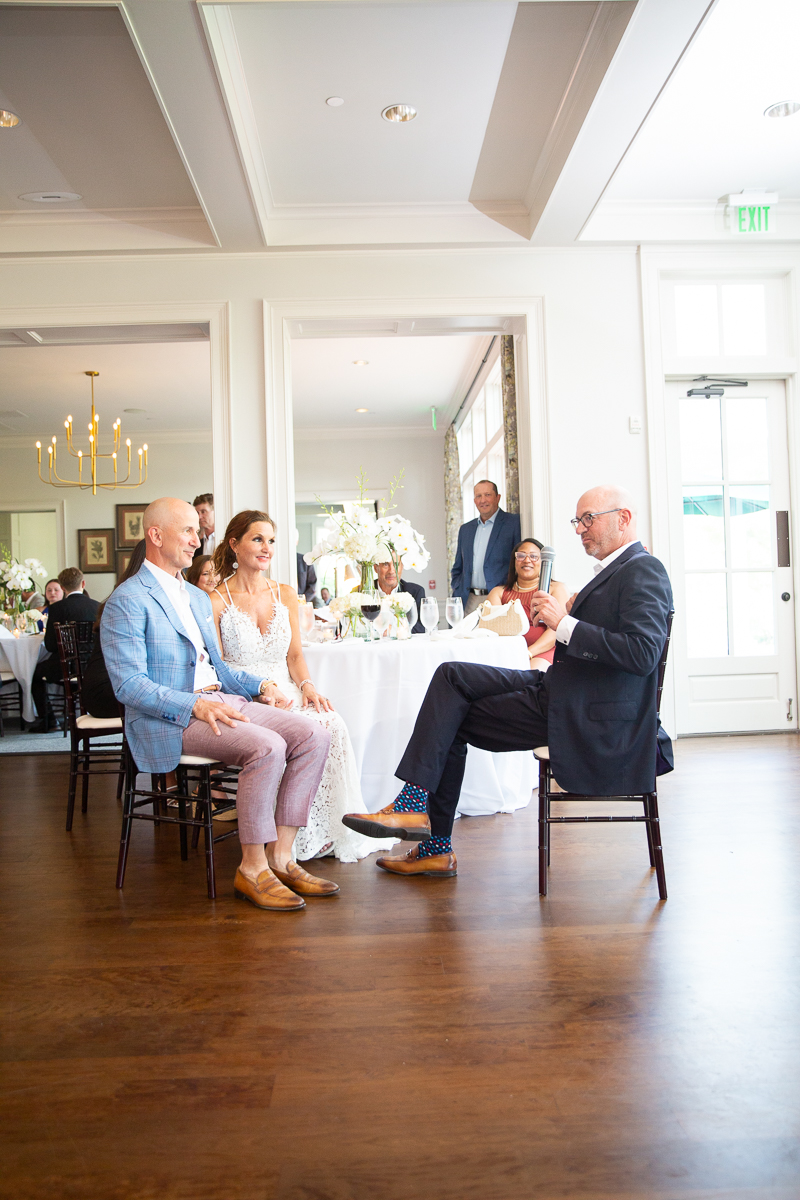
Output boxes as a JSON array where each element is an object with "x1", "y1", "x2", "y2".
[{"x1": 294, "y1": 424, "x2": 442, "y2": 442}]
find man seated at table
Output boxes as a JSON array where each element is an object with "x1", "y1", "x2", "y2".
[
  {"x1": 374, "y1": 557, "x2": 426, "y2": 634},
  {"x1": 102, "y1": 496, "x2": 337, "y2": 910},
  {"x1": 343, "y1": 485, "x2": 673, "y2": 878},
  {"x1": 29, "y1": 566, "x2": 98, "y2": 732}
]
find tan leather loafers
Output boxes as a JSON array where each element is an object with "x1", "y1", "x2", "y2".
[
  {"x1": 342, "y1": 801, "x2": 431, "y2": 841},
  {"x1": 376, "y1": 845, "x2": 457, "y2": 878},
  {"x1": 271, "y1": 860, "x2": 340, "y2": 897},
  {"x1": 234, "y1": 867, "x2": 306, "y2": 911}
]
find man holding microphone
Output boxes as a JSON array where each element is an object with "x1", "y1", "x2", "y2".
[{"x1": 343, "y1": 484, "x2": 673, "y2": 878}]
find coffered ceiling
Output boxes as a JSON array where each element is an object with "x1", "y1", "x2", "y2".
[{"x1": 1, "y1": 0, "x2": 793, "y2": 253}]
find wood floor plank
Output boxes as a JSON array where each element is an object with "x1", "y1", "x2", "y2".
[{"x1": 2, "y1": 735, "x2": 800, "y2": 1199}]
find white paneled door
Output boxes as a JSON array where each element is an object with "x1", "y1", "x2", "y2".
[{"x1": 666, "y1": 380, "x2": 796, "y2": 734}]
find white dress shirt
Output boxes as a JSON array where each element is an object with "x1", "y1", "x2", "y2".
[
  {"x1": 555, "y1": 541, "x2": 641, "y2": 646},
  {"x1": 201, "y1": 531, "x2": 216, "y2": 555},
  {"x1": 143, "y1": 559, "x2": 220, "y2": 690},
  {"x1": 471, "y1": 510, "x2": 497, "y2": 589}
]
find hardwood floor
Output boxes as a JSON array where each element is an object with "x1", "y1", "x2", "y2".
[{"x1": 3, "y1": 736, "x2": 800, "y2": 1200}]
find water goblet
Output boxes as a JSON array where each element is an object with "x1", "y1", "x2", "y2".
[
  {"x1": 445, "y1": 596, "x2": 464, "y2": 630},
  {"x1": 420, "y1": 597, "x2": 439, "y2": 639},
  {"x1": 297, "y1": 601, "x2": 315, "y2": 643}
]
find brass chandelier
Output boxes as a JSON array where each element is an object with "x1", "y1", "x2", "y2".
[{"x1": 35, "y1": 371, "x2": 149, "y2": 494}]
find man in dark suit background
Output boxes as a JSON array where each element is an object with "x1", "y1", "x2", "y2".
[
  {"x1": 344, "y1": 485, "x2": 673, "y2": 878},
  {"x1": 375, "y1": 559, "x2": 426, "y2": 634},
  {"x1": 192, "y1": 493, "x2": 215, "y2": 559},
  {"x1": 29, "y1": 566, "x2": 98, "y2": 731},
  {"x1": 451, "y1": 480, "x2": 521, "y2": 614},
  {"x1": 296, "y1": 553, "x2": 319, "y2": 606}
]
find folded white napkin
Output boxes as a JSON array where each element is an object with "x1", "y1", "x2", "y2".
[{"x1": 0, "y1": 624, "x2": 14, "y2": 639}]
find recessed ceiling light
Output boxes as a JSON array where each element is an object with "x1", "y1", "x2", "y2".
[
  {"x1": 764, "y1": 100, "x2": 800, "y2": 119},
  {"x1": 124, "y1": 408, "x2": 147, "y2": 414},
  {"x1": 0, "y1": 110, "x2": 21, "y2": 129},
  {"x1": 382, "y1": 104, "x2": 416, "y2": 123},
  {"x1": 326, "y1": 96, "x2": 344, "y2": 107},
  {"x1": 352, "y1": 360, "x2": 369, "y2": 366},
  {"x1": 355, "y1": 408, "x2": 369, "y2": 413},
  {"x1": 19, "y1": 191, "x2": 82, "y2": 203}
]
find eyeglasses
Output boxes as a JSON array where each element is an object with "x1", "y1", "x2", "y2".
[
  {"x1": 514, "y1": 552, "x2": 541, "y2": 562},
  {"x1": 570, "y1": 508, "x2": 622, "y2": 531}
]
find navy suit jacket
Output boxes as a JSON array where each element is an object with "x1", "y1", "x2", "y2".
[
  {"x1": 546, "y1": 542, "x2": 673, "y2": 796},
  {"x1": 450, "y1": 508, "x2": 522, "y2": 605}
]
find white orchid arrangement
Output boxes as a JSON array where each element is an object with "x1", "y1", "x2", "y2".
[
  {"x1": 0, "y1": 546, "x2": 47, "y2": 614},
  {"x1": 304, "y1": 470, "x2": 430, "y2": 577}
]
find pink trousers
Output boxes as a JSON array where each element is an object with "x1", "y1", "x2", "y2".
[{"x1": 181, "y1": 694, "x2": 330, "y2": 844}]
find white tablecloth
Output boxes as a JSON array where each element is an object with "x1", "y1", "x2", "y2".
[
  {"x1": 303, "y1": 634, "x2": 535, "y2": 816},
  {"x1": 0, "y1": 633, "x2": 46, "y2": 723}
]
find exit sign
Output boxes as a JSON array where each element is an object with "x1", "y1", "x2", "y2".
[{"x1": 732, "y1": 205, "x2": 774, "y2": 234}]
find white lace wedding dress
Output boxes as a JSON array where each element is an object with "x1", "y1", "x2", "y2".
[{"x1": 216, "y1": 581, "x2": 396, "y2": 863}]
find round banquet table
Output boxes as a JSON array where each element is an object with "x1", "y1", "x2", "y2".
[
  {"x1": 0, "y1": 632, "x2": 46, "y2": 723},
  {"x1": 302, "y1": 633, "x2": 535, "y2": 817}
]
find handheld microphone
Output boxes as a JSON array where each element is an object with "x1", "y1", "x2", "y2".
[{"x1": 537, "y1": 546, "x2": 556, "y2": 625}]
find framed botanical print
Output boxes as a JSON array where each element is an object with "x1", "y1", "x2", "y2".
[
  {"x1": 78, "y1": 528, "x2": 115, "y2": 574},
  {"x1": 116, "y1": 548, "x2": 135, "y2": 582},
  {"x1": 116, "y1": 503, "x2": 147, "y2": 548}
]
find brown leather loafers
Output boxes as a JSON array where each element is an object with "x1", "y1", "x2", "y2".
[
  {"x1": 376, "y1": 845, "x2": 457, "y2": 878},
  {"x1": 271, "y1": 860, "x2": 340, "y2": 897},
  {"x1": 234, "y1": 867, "x2": 306, "y2": 911},
  {"x1": 342, "y1": 801, "x2": 431, "y2": 841}
]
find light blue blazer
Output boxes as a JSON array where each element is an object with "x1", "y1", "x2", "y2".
[{"x1": 101, "y1": 568, "x2": 264, "y2": 774}]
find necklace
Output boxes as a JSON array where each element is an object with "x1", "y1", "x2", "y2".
[{"x1": 514, "y1": 583, "x2": 537, "y2": 592}]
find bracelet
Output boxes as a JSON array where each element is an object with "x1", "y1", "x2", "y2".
[
  {"x1": 298, "y1": 679, "x2": 313, "y2": 691},
  {"x1": 259, "y1": 679, "x2": 275, "y2": 695}
]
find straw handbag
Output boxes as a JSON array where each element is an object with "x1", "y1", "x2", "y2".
[{"x1": 476, "y1": 597, "x2": 530, "y2": 637}]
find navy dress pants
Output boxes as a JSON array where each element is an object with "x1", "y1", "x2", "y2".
[{"x1": 396, "y1": 661, "x2": 550, "y2": 838}]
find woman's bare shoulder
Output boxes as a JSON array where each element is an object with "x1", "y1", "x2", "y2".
[
  {"x1": 277, "y1": 581, "x2": 298, "y2": 603},
  {"x1": 487, "y1": 585, "x2": 506, "y2": 604},
  {"x1": 551, "y1": 578, "x2": 569, "y2": 600}
]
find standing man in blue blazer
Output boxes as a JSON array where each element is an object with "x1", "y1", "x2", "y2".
[
  {"x1": 450, "y1": 480, "x2": 521, "y2": 614},
  {"x1": 102, "y1": 497, "x2": 335, "y2": 912}
]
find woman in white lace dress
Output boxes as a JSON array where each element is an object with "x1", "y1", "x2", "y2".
[{"x1": 209, "y1": 510, "x2": 396, "y2": 863}]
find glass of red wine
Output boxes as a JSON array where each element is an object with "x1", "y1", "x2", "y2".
[{"x1": 360, "y1": 590, "x2": 382, "y2": 643}]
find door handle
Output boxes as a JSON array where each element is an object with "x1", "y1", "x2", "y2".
[
  {"x1": 788, "y1": 699, "x2": 793, "y2": 724},
  {"x1": 777, "y1": 511, "x2": 790, "y2": 567},
  {"x1": 782, "y1": 592, "x2": 791, "y2": 602}
]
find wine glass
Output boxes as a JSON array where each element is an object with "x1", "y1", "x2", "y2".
[
  {"x1": 360, "y1": 589, "x2": 382, "y2": 643},
  {"x1": 445, "y1": 596, "x2": 463, "y2": 630},
  {"x1": 297, "y1": 602, "x2": 315, "y2": 643},
  {"x1": 420, "y1": 597, "x2": 439, "y2": 639}
]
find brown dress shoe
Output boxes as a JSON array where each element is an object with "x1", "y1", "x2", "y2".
[
  {"x1": 271, "y1": 860, "x2": 340, "y2": 897},
  {"x1": 376, "y1": 845, "x2": 457, "y2": 878},
  {"x1": 234, "y1": 867, "x2": 306, "y2": 911},
  {"x1": 342, "y1": 802, "x2": 431, "y2": 841}
]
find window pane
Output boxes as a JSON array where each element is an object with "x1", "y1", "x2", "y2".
[
  {"x1": 458, "y1": 413, "x2": 472, "y2": 473},
  {"x1": 472, "y1": 395, "x2": 486, "y2": 457},
  {"x1": 685, "y1": 573, "x2": 729, "y2": 657},
  {"x1": 721, "y1": 284, "x2": 767, "y2": 356},
  {"x1": 731, "y1": 572, "x2": 774, "y2": 656},
  {"x1": 726, "y1": 396, "x2": 769, "y2": 481},
  {"x1": 679, "y1": 395, "x2": 722, "y2": 482},
  {"x1": 486, "y1": 377, "x2": 503, "y2": 437},
  {"x1": 674, "y1": 284, "x2": 719, "y2": 356},
  {"x1": 730, "y1": 485, "x2": 771, "y2": 569},
  {"x1": 487, "y1": 440, "x2": 505, "y2": 502},
  {"x1": 683, "y1": 489, "x2": 725, "y2": 569}
]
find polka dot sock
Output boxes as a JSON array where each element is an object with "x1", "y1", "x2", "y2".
[
  {"x1": 393, "y1": 782, "x2": 429, "y2": 813},
  {"x1": 417, "y1": 835, "x2": 453, "y2": 859}
]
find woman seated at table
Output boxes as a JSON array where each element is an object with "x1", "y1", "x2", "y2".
[
  {"x1": 42, "y1": 579, "x2": 64, "y2": 614},
  {"x1": 209, "y1": 509, "x2": 395, "y2": 862},
  {"x1": 81, "y1": 541, "x2": 147, "y2": 719},
  {"x1": 183, "y1": 554, "x2": 217, "y2": 594},
  {"x1": 487, "y1": 539, "x2": 569, "y2": 671}
]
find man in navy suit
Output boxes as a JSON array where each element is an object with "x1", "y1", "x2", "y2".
[
  {"x1": 450, "y1": 480, "x2": 521, "y2": 614},
  {"x1": 344, "y1": 485, "x2": 673, "y2": 878}
]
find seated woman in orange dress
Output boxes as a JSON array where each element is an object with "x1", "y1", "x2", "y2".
[{"x1": 486, "y1": 538, "x2": 569, "y2": 671}]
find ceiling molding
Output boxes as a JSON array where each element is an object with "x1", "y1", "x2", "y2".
[
  {"x1": 294, "y1": 424, "x2": 441, "y2": 441},
  {"x1": 582, "y1": 198, "x2": 800, "y2": 243}
]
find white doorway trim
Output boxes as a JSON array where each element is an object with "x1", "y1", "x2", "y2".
[
  {"x1": 0, "y1": 301, "x2": 232, "y2": 527},
  {"x1": 0, "y1": 500, "x2": 66, "y2": 573},
  {"x1": 263, "y1": 298, "x2": 549, "y2": 585},
  {"x1": 639, "y1": 246, "x2": 800, "y2": 737}
]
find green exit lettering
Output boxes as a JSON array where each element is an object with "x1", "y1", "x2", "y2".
[{"x1": 736, "y1": 205, "x2": 771, "y2": 233}]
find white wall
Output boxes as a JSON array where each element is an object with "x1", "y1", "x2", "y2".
[
  {"x1": 294, "y1": 429, "x2": 446, "y2": 593},
  {"x1": 0, "y1": 433, "x2": 212, "y2": 600},
  {"x1": 0, "y1": 244, "x2": 659, "y2": 598}
]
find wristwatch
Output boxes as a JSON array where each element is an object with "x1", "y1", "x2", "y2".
[{"x1": 259, "y1": 680, "x2": 275, "y2": 695}]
